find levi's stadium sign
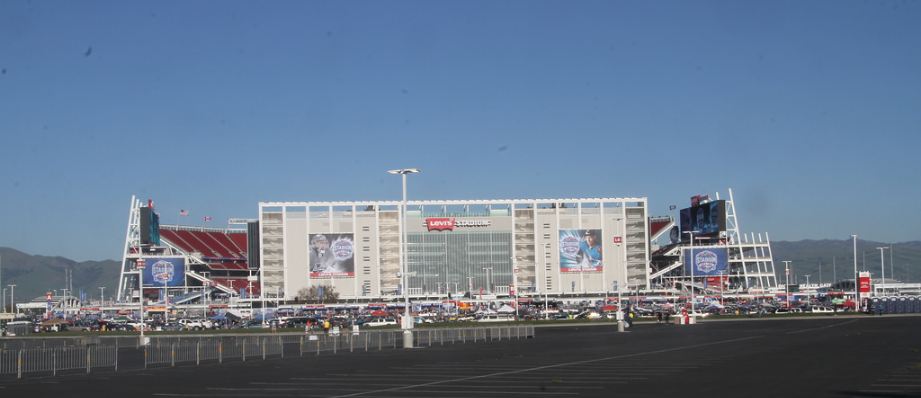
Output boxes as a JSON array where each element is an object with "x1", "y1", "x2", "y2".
[{"x1": 424, "y1": 217, "x2": 491, "y2": 231}]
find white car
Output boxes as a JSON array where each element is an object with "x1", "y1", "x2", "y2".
[
  {"x1": 364, "y1": 317, "x2": 398, "y2": 327},
  {"x1": 809, "y1": 306, "x2": 834, "y2": 313},
  {"x1": 178, "y1": 319, "x2": 213, "y2": 330}
]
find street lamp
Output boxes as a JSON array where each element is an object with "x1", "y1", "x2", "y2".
[
  {"x1": 852, "y1": 235, "x2": 859, "y2": 310},
  {"x1": 782, "y1": 261, "x2": 792, "y2": 308},
  {"x1": 137, "y1": 258, "x2": 146, "y2": 346},
  {"x1": 683, "y1": 231, "x2": 698, "y2": 315},
  {"x1": 877, "y1": 246, "x2": 889, "y2": 296},
  {"x1": 388, "y1": 167, "x2": 420, "y2": 349},
  {"x1": 7, "y1": 284, "x2": 15, "y2": 314}
]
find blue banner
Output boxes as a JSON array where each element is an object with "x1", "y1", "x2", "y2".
[
  {"x1": 683, "y1": 247, "x2": 729, "y2": 276},
  {"x1": 142, "y1": 257, "x2": 185, "y2": 287}
]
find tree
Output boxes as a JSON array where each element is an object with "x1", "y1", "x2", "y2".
[{"x1": 297, "y1": 285, "x2": 339, "y2": 303}]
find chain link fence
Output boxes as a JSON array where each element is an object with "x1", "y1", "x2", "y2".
[{"x1": 0, "y1": 325, "x2": 534, "y2": 380}]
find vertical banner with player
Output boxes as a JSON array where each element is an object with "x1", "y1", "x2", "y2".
[
  {"x1": 559, "y1": 229, "x2": 603, "y2": 272},
  {"x1": 308, "y1": 233, "x2": 355, "y2": 277}
]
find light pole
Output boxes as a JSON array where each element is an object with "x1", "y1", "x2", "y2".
[
  {"x1": 8, "y1": 284, "x2": 15, "y2": 314},
  {"x1": 99, "y1": 287, "x2": 105, "y2": 306},
  {"x1": 683, "y1": 231, "x2": 697, "y2": 315},
  {"x1": 137, "y1": 258, "x2": 146, "y2": 345},
  {"x1": 388, "y1": 167, "x2": 420, "y2": 349},
  {"x1": 782, "y1": 261, "x2": 791, "y2": 308},
  {"x1": 852, "y1": 235, "x2": 859, "y2": 311},
  {"x1": 877, "y1": 247, "x2": 888, "y2": 297}
]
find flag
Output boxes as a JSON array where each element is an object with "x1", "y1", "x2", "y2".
[
  {"x1": 179, "y1": 209, "x2": 189, "y2": 216},
  {"x1": 203, "y1": 216, "x2": 213, "y2": 222}
]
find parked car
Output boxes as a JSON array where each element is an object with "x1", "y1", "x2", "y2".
[
  {"x1": 178, "y1": 318, "x2": 213, "y2": 330},
  {"x1": 364, "y1": 317, "x2": 398, "y2": 327}
]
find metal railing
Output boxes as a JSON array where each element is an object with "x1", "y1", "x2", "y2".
[{"x1": 0, "y1": 325, "x2": 534, "y2": 379}]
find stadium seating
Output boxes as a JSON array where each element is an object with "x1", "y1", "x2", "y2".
[{"x1": 158, "y1": 226, "x2": 253, "y2": 296}]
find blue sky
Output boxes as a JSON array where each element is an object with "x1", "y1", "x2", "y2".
[{"x1": 1, "y1": 1, "x2": 919, "y2": 261}]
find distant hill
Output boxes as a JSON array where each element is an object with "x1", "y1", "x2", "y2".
[
  {"x1": 0, "y1": 247, "x2": 120, "y2": 307},
  {"x1": 771, "y1": 240, "x2": 921, "y2": 284},
  {"x1": 1, "y1": 239, "x2": 918, "y2": 305}
]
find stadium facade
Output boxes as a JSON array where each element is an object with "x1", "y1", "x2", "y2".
[
  {"x1": 115, "y1": 189, "x2": 785, "y2": 307},
  {"x1": 258, "y1": 198, "x2": 650, "y2": 301}
]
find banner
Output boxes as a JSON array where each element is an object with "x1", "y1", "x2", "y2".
[
  {"x1": 309, "y1": 233, "x2": 355, "y2": 277},
  {"x1": 142, "y1": 257, "x2": 185, "y2": 287},
  {"x1": 683, "y1": 247, "x2": 728, "y2": 276},
  {"x1": 859, "y1": 271, "x2": 871, "y2": 294},
  {"x1": 559, "y1": 229, "x2": 603, "y2": 272}
]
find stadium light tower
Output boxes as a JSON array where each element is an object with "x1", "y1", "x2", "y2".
[{"x1": 388, "y1": 167, "x2": 420, "y2": 349}]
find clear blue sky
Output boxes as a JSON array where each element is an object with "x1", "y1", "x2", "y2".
[{"x1": 1, "y1": 1, "x2": 919, "y2": 261}]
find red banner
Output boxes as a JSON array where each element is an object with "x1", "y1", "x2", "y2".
[
  {"x1": 425, "y1": 217, "x2": 456, "y2": 231},
  {"x1": 859, "y1": 274, "x2": 872, "y2": 294}
]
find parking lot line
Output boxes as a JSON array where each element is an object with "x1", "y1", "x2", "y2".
[
  {"x1": 784, "y1": 319, "x2": 859, "y2": 335},
  {"x1": 329, "y1": 335, "x2": 764, "y2": 398}
]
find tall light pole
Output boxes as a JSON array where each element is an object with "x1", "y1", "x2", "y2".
[
  {"x1": 877, "y1": 247, "x2": 888, "y2": 297},
  {"x1": 8, "y1": 284, "x2": 15, "y2": 314},
  {"x1": 782, "y1": 261, "x2": 791, "y2": 308},
  {"x1": 388, "y1": 168, "x2": 420, "y2": 349},
  {"x1": 683, "y1": 231, "x2": 697, "y2": 315},
  {"x1": 137, "y1": 258, "x2": 146, "y2": 346},
  {"x1": 852, "y1": 235, "x2": 858, "y2": 310}
]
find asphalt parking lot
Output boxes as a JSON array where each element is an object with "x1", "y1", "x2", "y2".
[{"x1": 3, "y1": 316, "x2": 921, "y2": 397}]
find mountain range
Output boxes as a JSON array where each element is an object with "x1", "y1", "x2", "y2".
[
  {"x1": 770, "y1": 239, "x2": 921, "y2": 285},
  {"x1": 0, "y1": 247, "x2": 120, "y2": 308},
  {"x1": 1, "y1": 239, "x2": 919, "y2": 306}
]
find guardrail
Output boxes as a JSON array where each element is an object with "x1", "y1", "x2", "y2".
[{"x1": 0, "y1": 325, "x2": 535, "y2": 379}]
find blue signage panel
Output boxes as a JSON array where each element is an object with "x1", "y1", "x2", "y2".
[
  {"x1": 142, "y1": 257, "x2": 185, "y2": 287},
  {"x1": 683, "y1": 247, "x2": 729, "y2": 276}
]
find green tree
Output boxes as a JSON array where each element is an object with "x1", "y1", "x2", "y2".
[{"x1": 297, "y1": 285, "x2": 339, "y2": 303}]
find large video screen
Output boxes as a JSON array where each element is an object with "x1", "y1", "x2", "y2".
[
  {"x1": 308, "y1": 233, "x2": 355, "y2": 277},
  {"x1": 139, "y1": 207, "x2": 161, "y2": 246},
  {"x1": 142, "y1": 257, "x2": 185, "y2": 287},
  {"x1": 559, "y1": 229, "x2": 603, "y2": 272},
  {"x1": 679, "y1": 200, "x2": 726, "y2": 239}
]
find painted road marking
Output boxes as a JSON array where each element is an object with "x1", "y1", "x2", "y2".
[
  {"x1": 329, "y1": 335, "x2": 764, "y2": 398},
  {"x1": 784, "y1": 319, "x2": 859, "y2": 335}
]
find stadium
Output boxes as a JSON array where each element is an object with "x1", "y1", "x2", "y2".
[{"x1": 114, "y1": 189, "x2": 780, "y2": 308}]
